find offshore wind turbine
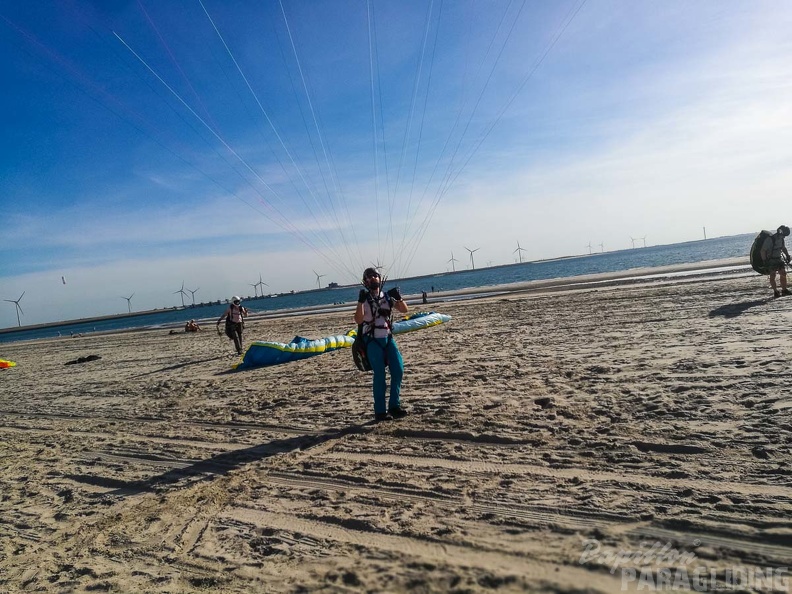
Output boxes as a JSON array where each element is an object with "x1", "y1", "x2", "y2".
[
  {"x1": 586, "y1": 242, "x2": 592, "y2": 255},
  {"x1": 447, "y1": 252, "x2": 459, "y2": 272},
  {"x1": 256, "y1": 273, "x2": 268, "y2": 296},
  {"x1": 313, "y1": 270, "x2": 325, "y2": 288},
  {"x1": 249, "y1": 282, "x2": 259, "y2": 298},
  {"x1": 4, "y1": 292, "x2": 25, "y2": 327},
  {"x1": 464, "y1": 246, "x2": 480, "y2": 270},
  {"x1": 121, "y1": 293, "x2": 134, "y2": 314},
  {"x1": 174, "y1": 281, "x2": 188, "y2": 308},
  {"x1": 641, "y1": 236, "x2": 647, "y2": 248},
  {"x1": 513, "y1": 241, "x2": 527, "y2": 263},
  {"x1": 188, "y1": 287, "x2": 199, "y2": 306},
  {"x1": 598, "y1": 242, "x2": 604, "y2": 253},
  {"x1": 630, "y1": 237, "x2": 637, "y2": 249}
]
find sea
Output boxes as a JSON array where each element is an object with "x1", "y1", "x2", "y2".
[{"x1": 0, "y1": 233, "x2": 755, "y2": 344}]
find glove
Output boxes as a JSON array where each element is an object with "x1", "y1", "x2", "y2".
[
  {"x1": 358, "y1": 289, "x2": 368, "y2": 303},
  {"x1": 387, "y1": 287, "x2": 402, "y2": 301}
]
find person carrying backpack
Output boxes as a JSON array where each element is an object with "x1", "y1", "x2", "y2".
[
  {"x1": 760, "y1": 225, "x2": 792, "y2": 298},
  {"x1": 354, "y1": 267, "x2": 409, "y2": 422}
]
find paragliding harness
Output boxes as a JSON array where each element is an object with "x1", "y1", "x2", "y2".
[
  {"x1": 224, "y1": 303, "x2": 245, "y2": 339},
  {"x1": 352, "y1": 291, "x2": 394, "y2": 373},
  {"x1": 750, "y1": 231, "x2": 790, "y2": 275}
]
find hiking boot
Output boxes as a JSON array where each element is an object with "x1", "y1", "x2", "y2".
[
  {"x1": 774, "y1": 290, "x2": 782, "y2": 298},
  {"x1": 389, "y1": 406, "x2": 408, "y2": 419},
  {"x1": 783, "y1": 289, "x2": 792, "y2": 296},
  {"x1": 375, "y1": 412, "x2": 393, "y2": 422}
]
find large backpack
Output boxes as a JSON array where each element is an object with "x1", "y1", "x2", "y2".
[
  {"x1": 351, "y1": 324, "x2": 372, "y2": 372},
  {"x1": 749, "y1": 231, "x2": 773, "y2": 274}
]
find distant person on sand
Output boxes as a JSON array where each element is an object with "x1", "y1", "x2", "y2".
[
  {"x1": 354, "y1": 267, "x2": 409, "y2": 422},
  {"x1": 761, "y1": 225, "x2": 791, "y2": 298},
  {"x1": 217, "y1": 296, "x2": 247, "y2": 355},
  {"x1": 185, "y1": 320, "x2": 201, "y2": 332}
]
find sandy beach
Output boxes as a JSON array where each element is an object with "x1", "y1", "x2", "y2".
[{"x1": 2, "y1": 264, "x2": 791, "y2": 593}]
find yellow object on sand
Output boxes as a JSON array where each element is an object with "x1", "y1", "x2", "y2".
[{"x1": 0, "y1": 359, "x2": 16, "y2": 369}]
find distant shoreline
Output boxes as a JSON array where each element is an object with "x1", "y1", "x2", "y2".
[
  {"x1": 1, "y1": 255, "x2": 752, "y2": 340},
  {"x1": 0, "y1": 234, "x2": 751, "y2": 336}
]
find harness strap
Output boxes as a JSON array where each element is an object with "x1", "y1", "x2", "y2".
[
  {"x1": 363, "y1": 293, "x2": 393, "y2": 333},
  {"x1": 362, "y1": 292, "x2": 393, "y2": 366}
]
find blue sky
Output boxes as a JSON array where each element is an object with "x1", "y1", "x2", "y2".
[{"x1": 2, "y1": 1, "x2": 791, "y2": 327}]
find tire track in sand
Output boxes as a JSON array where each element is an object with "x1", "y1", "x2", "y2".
[
  {"x1": 262, "y1": 470, "x2": 792, "y2": 564},
  {"x1": 219, "y1": 506, "x2": 634, "y2": 592},
  {"x1": 324, "y1": 451, "x2": 792, "y2": 499}
]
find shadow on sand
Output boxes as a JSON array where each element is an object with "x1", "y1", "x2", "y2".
[
  {"x1": 709, "y1": 299, "x2": 768, "y2": 318},
  {"x1": 132, "y1": 357, "x2": 220, "y2": 377},
  {"x1": 66, "y1": 421, "x2": 375, "y2": 498}
]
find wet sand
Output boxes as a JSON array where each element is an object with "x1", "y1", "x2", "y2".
[{"x1": 2, "y1": 263, "x2": 791, "y2": 593}]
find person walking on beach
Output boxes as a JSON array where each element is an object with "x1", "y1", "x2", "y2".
[
  {"x1": 760, "y1": 225, "x2": 791, "y2": 298},
  {"x1": 354, "y1": 267, "x2": 409, "y2": 422},
  {"x1": 217, "y1": 296, "x2": 247, "y2": 354}
]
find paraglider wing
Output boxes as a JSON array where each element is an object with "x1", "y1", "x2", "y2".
[
  {"x1": 233, "y1": 312, "x2": 451, "y2": 370},
  {"x1": 392, "y1": 312, "x2": 452, "y2": 335},
  {"x1": 234, "y1": 334, "x2": 355, "y2": 370}
]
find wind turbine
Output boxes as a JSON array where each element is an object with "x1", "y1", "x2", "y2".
[
  {"x1": 448, "y1": 251, "x2": 459, "y2": 272},
  {"x1": 641, "y1": 236, "x2": 647, "y2": 248},
  {"x1": 249, "y1": 282, "x2": 259, "y2": 298},
  {"x1": 598, "y1": 242, "x2": 604, "y2": 253},
  {"x1": 513, "y1": 241, "x2": 527, "y2": 264},
  {"x1": 188, "y1": 287, "x2": 199, "y2": 306},
  {"x1": 464, "y1": 246, "x2": 480, "y2": 270},
  {"x1": 256, "y1": 273, "x2": 268, "y2": 296},
  {"x1": 4, "y1": 292, "x2": 24, "y2": 327},
  {"x1": 313, "y1": 270, "x2": 325, "y2": 288},
  {"x1": 121, "y1": 293, "x2": 134, "y2": 314},
  {"x1": 174, "y1": 281, "x2": 188, "y2": 308},
  {"x1": 586, "y1": 242, "x2": 592, "y2": 255},
  {"x1": 630, "y1": 237, "x2": 637, "y2": 249}
]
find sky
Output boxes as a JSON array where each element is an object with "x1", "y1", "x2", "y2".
[{"x1": 2, "y1": 0, "x2": 792, "y2": 328}]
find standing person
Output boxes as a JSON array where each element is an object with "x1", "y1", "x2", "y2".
[
  {"x1": 216, "y1": 296, "x2": 247, "y2": 354},
  {"x1": 761, "y1": 225, "x2": 791, "y2": 298},
  {"x1": 354, "y1": 268, "x2": 409, "y2": 422}
]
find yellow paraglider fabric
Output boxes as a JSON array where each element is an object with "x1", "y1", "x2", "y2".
[{"x1": 235, "y1": 312, "x2": 451, "y2": 370}]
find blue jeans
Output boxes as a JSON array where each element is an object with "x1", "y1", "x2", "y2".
[{"x1": 365, "y1": 336, "x2": 403, "y2": 414}]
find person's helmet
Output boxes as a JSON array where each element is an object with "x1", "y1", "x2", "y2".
[
  {"x1": 232, "y1": 295, "x2": 241, "y2": 304},
  {"x1": 779, "y1": 225, "x2": 791, "y2": 237},
  {"x1": 362, "y1": 267, "x2": 381, "y2": 289}
]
